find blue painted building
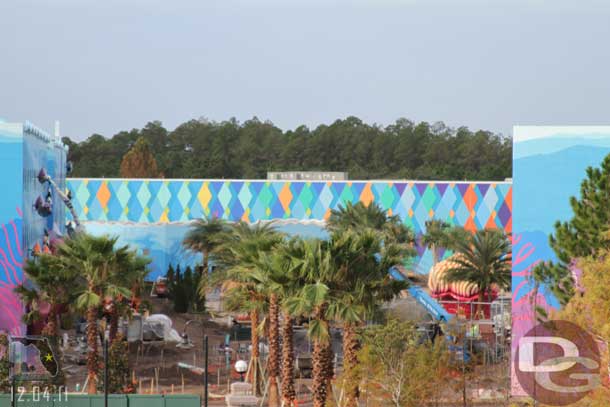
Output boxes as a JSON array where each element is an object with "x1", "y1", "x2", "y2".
[{"x1": 0, "y1": 119, "x2": 68, "y2": 335}]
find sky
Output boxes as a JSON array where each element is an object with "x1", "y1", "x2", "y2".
[{"x1": 1, "y1": 0, "x2": 610, "y2": 141}]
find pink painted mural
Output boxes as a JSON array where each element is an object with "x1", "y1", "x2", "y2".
[{"x1": 0, "y1": 211, "x2": 24, "y2": 336}]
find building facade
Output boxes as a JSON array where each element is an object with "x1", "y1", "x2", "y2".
[
  {"x1": 67, "y1": 178, "x2": 512, "y2": 279},
  {"x1": 0, "y1": 120, "x2": 67, "y2": 335}
]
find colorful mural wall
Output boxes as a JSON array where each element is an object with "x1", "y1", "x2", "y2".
[
  {"x1": 0, "y1": 121, "x2": 68, "y2": 336},
  {"x1": 67, "y1": 179, "x2": 512, "y2": 279},
  {"x1": 0, "y1": 122, "x2": 25, "y2": 336},
  {"x1": 511, "y1": 126, "x2": 610, "y2": 395}
]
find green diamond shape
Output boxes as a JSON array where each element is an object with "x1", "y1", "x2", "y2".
[
  {"x1": 299, "y1": 185, "x2": 314, "y2": 208},
  {"x1": 380, "y1": 185, "x2": 397, "y2": 208},
  {"x1": 422, "y1": 186, "x2": 438, "y2": 210}
]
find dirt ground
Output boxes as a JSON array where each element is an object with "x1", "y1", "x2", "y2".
[
  {"x1": 59, "y1": 295, "x2": 316, "y2": 405},
  {"x1": 57, "y1": 295, "x2": 518, "y2": 406},
  {"x1": 62, "y1": 296, "x2": 232, "y2": 396}
]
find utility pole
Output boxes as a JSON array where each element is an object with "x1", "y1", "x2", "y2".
[
  {"x1": 204, "y1": 335, "x2": 209, "y2": 407},
  {"x1": 10, "y1": 376, "x2": 15, "y2": 407},
  {"x1": 104, "y1": 337, "x2": 109, "y2": 407}
]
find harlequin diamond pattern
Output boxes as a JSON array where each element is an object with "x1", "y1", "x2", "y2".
[{"x1": 67, "y1": 179, "x2": 512, "y2": 234}]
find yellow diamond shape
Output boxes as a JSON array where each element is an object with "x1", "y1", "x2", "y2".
[
  {"x1": 305, "y1": 208, "x2": 312, "y2": 216},
  {"x1": 103, "y1": 206, "x2": 109, "y2": 214},
  {"x1": 184, "y1": 207, "x2": 190, "y2": 215},
  {"x1": 160, "y1": 209, "x2": 169, "y2": 223},
  {"x1": 224, "y1": 207, "x2": 230, "y2": 216},
  {"x1": 266, "y1": 207, "x2": 271, "y2": 217},
  {"x1": 84, "y1": 205, "x2": 89, "y2": 215},
  {"x1": 123, "y1": 207, "x2": 129, "y2": 215},
  {"x1": 144, "y1": 207, "x2": 150, "y2": 215},
  {"x1": 198, "y1": 182, "x2": 212, "y2": 209}
]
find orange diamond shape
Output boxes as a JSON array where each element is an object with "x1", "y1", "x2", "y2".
[
  {"x1": 463, "y1": 185, "x2": 477, "y2": 212},
  {"x1": 408, "y1": 208, "x2": 414, "y2": 218},
  {"x1": 360, "y1": 183, "x2": 374, "y2": 207},
  {"x1": 449, "y1": 209, "x2": 455, "y2": 218},
  {"x1": 97, "y1": 182, "x2": 111, "y2": 209},
  {"x1": 279, "y1": 183, "x2": 293, "y2": 211},
  {"x1": 429, "y1": 209, "x2": 434, "y2": 218}
]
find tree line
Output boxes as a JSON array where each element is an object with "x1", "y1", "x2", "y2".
[{"x1": 63, "y1": 116, "x2": 512, "y2": 180}]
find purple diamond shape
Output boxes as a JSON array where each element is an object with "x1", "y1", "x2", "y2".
[
  {"x1": 497, "y1": 201, "x2": 511, "y2": 226},
  {"x1": 478, "y1": 184, "x2": 490, "y2": 196}
]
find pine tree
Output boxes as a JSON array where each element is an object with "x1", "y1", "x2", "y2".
[
  {"x1": 166, "y1": 264, "x2": 175, "y2": 287},
  {"x1": 534, "y1": 154, "x2": 610, "y2": 305},
  {"x1": 171, "y1": 265, "x2": 189, "y2": 313},
  {"x1": 183, "y1": 266, "x2": 194, "y2": 311},
  {"x1": 119, "y1": 137, "x2": 160, "y2": 178}
]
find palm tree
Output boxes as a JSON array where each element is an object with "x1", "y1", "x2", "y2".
[
  {"x1": 15, "y1": 253, "x2": 78, "y2": 386},
  {"x1": 56, "y1": 234, "x2": 133, "y2": 394},
  {"x1": 285, "y1": 239, "x2": 334, "y2": 407},
  {"x1": 218, "y1": 221, "x2": 283, "y2": 399},
  {"x1": 106, "y1": 251, "x2": 150, "y2": 343},
  {"x1": 183, "y1": 216, "x2": 229, "y2": 276},
  {"x1": 18, "y1": 253, "x2": 78, "y2": 337},
  {"x1": 422, "y1": 219, "x2": 452, "y2": 266},
  {"x1": 443, "y1": 229, "x2": 511, "y2": 310},
  {"x1": 261, "y1": 237, "x2": 313, "y2": 407},
  {"x1": 328, "y1": 202, "x2": 415, "y2": 246},
  {"x1": 327, "y1": 203, "x2": 413, "y2": 406},
  {"x1": 422, "y1": 220, "x2": 472, "y2": 268},
  {"x1": 327, "y1": 230, "x2": 407, "y2": 407},
  {"x1": 283, "y1": 234, "x2": 404, "y2": 407}
]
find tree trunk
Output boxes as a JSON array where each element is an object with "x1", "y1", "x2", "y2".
[
  {"x1": 202, "y1": 250, "x2": 209, "y2": 274},
  {"x1": 249, "y1": 309, "x2": 261, "y2": 395},
  {"x1": 342, "y1": 323, "x2": 360, "y2": 407},
  {"x1": 267, "y1": 294, "x2": 281, "y2": 407},
  {"x1": 42, "y1": 306, "x2": 58, "y2": 337},
  {"x1": 86, "y1": 306, "x2": 99, "y2": 394},
  {"x1": 323, "y1": 339, "x2": 334, "y2": 393},
  {"x1": 109, "y1": 305, "x2": 119, "y2": 343},
  {"x1": 281, "y1": 313, "x2": 296, "y2": 407},
  {"x1": 312, "y1": 305, "x2": 331, "y2": 407},
  {"x1": 476, "y1": 290, "x2": 485, "y2": 319},
  {"x1": 312, "y1": 338, "x2": 327, "y2": 407},
  {"x1": 432, "y1": 244, "x2": 438, "y2": 266}
]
